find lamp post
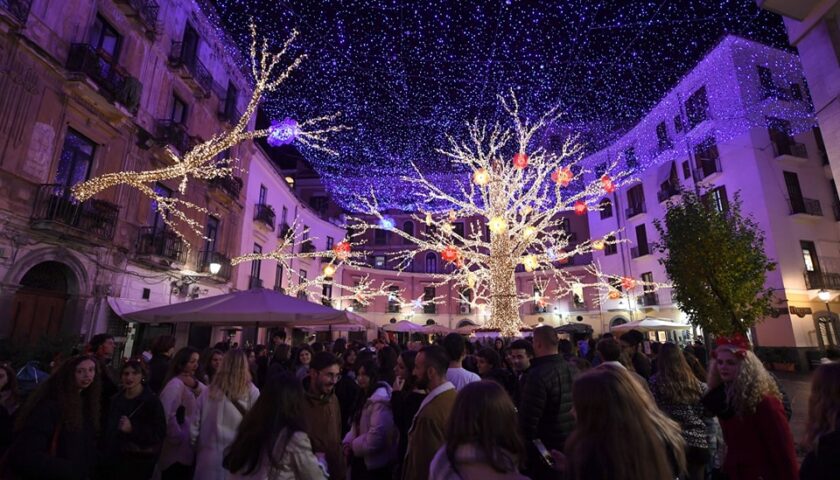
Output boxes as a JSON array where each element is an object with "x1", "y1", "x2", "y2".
[{"x1": 818, "y1": 289, "x2": 831, "y2": 313}]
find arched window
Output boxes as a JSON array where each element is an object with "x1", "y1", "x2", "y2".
[
  {"x1": 600, "y1": 198, "x2": 613, "y2": 219},
  {"x1": 425, "y1": 252, "x2": 437, "y2": 273},
  {"x1": 402, "y1": 221, "x2": 414, "y2": 244}
]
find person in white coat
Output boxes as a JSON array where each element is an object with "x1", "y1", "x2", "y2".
[
  {"x1": 191, "y1": 349, "x2": 260, "y2": 480},
  {"x1": 158, "y1": 347, "x2": 206, "y2": 480},
  {"x1": 224, "y1": 374, "x2": 328, "y2": 480},
  {"x1": 343, "y1": 360, "x2": 399, "y2": 480}
]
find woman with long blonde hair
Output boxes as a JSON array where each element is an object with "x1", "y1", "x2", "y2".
[
  {"x1": 560, "y1": 364, "x2": 685, "y2": 480},
  {"x1": 702, "y1": 335, "x2": 797, "y2": 480},
  {"x1": 648, "y1": 342, "x2": 709, "y2": 480},
  {"x1": 800, "y1": 362, "x2": 840, "y2": 480},
  {"x1": 191, "y1": 349, "x2": 260, "y2": 480}
]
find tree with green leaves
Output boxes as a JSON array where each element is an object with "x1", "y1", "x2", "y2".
[{"x1": 654, "y1": 189, "x2": 776, "y2": 336}]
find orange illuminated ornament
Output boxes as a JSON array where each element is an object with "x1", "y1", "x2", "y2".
[
  {"x1": 513, "y1": 152, "x2": 529, "y2": 169},
  {"x1": 441, "y1": 245, "x2": 460, "y2": 263},
  {"x1": 551, "y1": 166, "x2": 573, "y2": 187},
  {"x1": 574, "y1": 201, "x2": 587, "y2": 215},
  {"x1": 608, "y1": 290, "x2": 622, "y2": 300},
  {"x1": 601, "y1": 175, "x2": 615, "y2": 193}
]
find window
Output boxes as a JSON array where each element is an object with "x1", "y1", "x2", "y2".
[
  {"x1": 624, "y1": 147, "x2": 637, "y2": 169},
  {"x1": 595, "y1": 163, "x2": 607, "y2": 178},
  {"x1": 801, "y1": 241, "x2": 819, "y2": 272},
  {"x1": 533, "y1": 287, "x2": 547, "y2": 313},
  {"x1": 641, "y1": 272, "x2": 654, "y2": 292},
  {"x1": 599, "y1": 198, "x2": 613, "y2": 219},
  {"x1": 703, "y1": 186, "x2": 729, "y2": 212},
  {"x1": 274, "y1": 265, "x2": 284, "y2": 291},
  {"x1": 635, "y1": 224, "x2": 649, "y2": 256},
  {"x1": 298, "y1": 270, "x2": 307, "y2": 299},
  {"x1": 758, "y1": 66, "x2": 775, "y2": 98},
  {"x1": 784, "y1": 171, "x2": 808, "y2": 214},
  {"x1": 55, "y1": 129, "x2": 95, "y2": 187},
  {"x1": 694, "y1": 137, "x2": 720, "y2": 179},
  {"x1": 204, "y1": 216, "x2": 219, "y2": 255},
  {"x1": 674, "y1": 114, "x2": 684, "y2": 133},
  {"x1": 627, "y1": 184, "x2": 645, "y2": 216},
  {"x1": 374, "y1": 255, "x2": 386, "y2": 269},
  {"x1": 426, "y1": 223, "x2": 438, "y2": 240},
  {"x1": 453, "y1": 222, "x2": 465, "y2": 243},
  {"x1": 572, "y1": 283, "x2": 585, "y2": 309},
  {"x1": 251, "y1": 244, "x2": 262, "y2": 280},
  {"x1": 402, "y1": 221, "x2": 414, "y2": 244},
  {"x1": 171, "y1": 95, "x2": 188, "y2": 125},
  {"x1": 89, "y1": 15, "x2": 121, "y2": 61},
  {"x1": 281, "y1": 206, "x2": 288, "y2": 226},
  {"x1": 258, "y1": 185, "x2": 267, "y2": 205},
  {"x1": 223, "y1": 81, "x2": 238, "y2": 118},
  {"x1": 682, "y1": 161, "x2": 691, "y2": 180},
  {"x1": 790, "y1": 83, "x2": 803, "y2": 100},
  {"x1": 374, "y1": 228, "x2": 387, "y2": 245},
  {"x1": 150, "y1": 183, "x2": 173, "y2": 231},
  {"x1": 309, "y1": 196, "x2": 328, "y2": 214},
  {"x1": 387, "y1": 286, "x2": 400, "y2": 313},
  {"x1": 423, "y1": 287, "x2": 436, "y2": 314},
  {"x1": 322, "y1": 284, "x2": 332, "y2": 301},
  {"x1": 605, "y1": 234, "x2": 618, "y2": 256},
  {"x1": 656, "y1": 121, "x2": 672, "y2": 150},
  {"x1": 425, "y1": 252, "x2": 437, "y2": 273},
  {"x1": 459, "y1": 288, "x2": 473, "y2": 313},
  {"x1": 181, "y1": 22, "x2": 200, "y2": 63},
  {"x1": 326, "y1": 236, "x2": 334, "y2": 251},
  {"x1": 302, "y1": 226, "x2": 309, "y2": 242},
  {"x1": 685, "y1": 87, "x2": 709, "y2": 130}
]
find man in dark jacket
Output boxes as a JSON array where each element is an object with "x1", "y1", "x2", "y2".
[
  {"x1": 519, "y1": 325, "x2": 576, "y2": 480},
  {"x1": 302, "y1": 351, "x2": 346, "y2": 480}
]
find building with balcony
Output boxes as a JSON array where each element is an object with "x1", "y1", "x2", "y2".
[
  {"x1": 584, "y1": 36, "x2": 840, "y2": 361},
  {"x1": 0, "y1": 0, "x2": 253, "y2": 356}
]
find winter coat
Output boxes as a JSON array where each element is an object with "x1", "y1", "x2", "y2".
[
  {"x1": 429, "y1": 444, "x2": 528, "y2": 480},
  {"x1": 9, "y1": 398, "x2": 98, "y2": 480},
  {"x1": 147, "y1": 354, "x2": 171, "y2": 394},
  {"x1": 800, "y1": 429, "x2": 840, "y2": 480},
  {"x1": 228, "y1": 429, "x2": 328, "y2": 480},
  {"x1": 191, "y1": 383, "x2": 260, "y2": 480},
  {"x1": 343, "y1": 383, "x2": 399, "y2": 470},
  {"x1": 702, "y1": 385, "x2": 798, "y2": 480},
  {"x1": 100, "y1": 385, "x2": 166, "y2": 480},
  {"x1": 402, "y1": 382, "x2": 456, "y2": 480},
  {"x1": 648, "y1": 375, "x2": 710, "y2": 450},
  {"x1": 301, "y1": 378, "x2": 345, "y2": 480},
  {"x1": 390, "y1": 389, "x2": 426, "y2": 478},
  {"x1": 157, "y1": 376, "x2": 206, "y2": 470}
]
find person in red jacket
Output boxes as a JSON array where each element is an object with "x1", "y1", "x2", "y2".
[{"x1": 702, "y1": 334, "x2": 798, "y2": 480}]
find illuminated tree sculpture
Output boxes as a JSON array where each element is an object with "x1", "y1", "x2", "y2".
[
  {"x1": 350, "y1": 93, "x2": 643, "y2": 337},
  {"x1": 71, "y1": 23, "x2": 347, "y2": 244}
]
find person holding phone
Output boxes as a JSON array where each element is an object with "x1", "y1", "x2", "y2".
[{"x1": 429, "y1": 381, "x2": 528, "y2": 479}]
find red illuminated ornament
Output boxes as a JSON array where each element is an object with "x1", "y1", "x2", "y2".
[
  {"x1": 513, "y1": 153, "x2": 529, "y2": 169},
  {"x1": 620, "y1": 276, "x2": 636, "y2": 291},
  {"x1": 551, "y1": 167, "x2": 573, "y2": 187},
  {"x1": 333, "y1": 241, "x2": 351, "y2": 260},
  {"x1": 600, "y1": 175, "x2": 615, "y2": 193},
  {"x1": 441, "y1": 245, "x2": 460, "y2": 263},
  {"x1": 574, "y1": 201, "x2": 587, "y2": 215}
]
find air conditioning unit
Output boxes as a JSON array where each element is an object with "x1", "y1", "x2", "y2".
[{"x1": 459, "y1": 305, "x2": 471, "y2": 314}]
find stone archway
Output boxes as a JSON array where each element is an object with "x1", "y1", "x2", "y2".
[
  {"x1": 11, "y1": 261, "x2": 77, "y2": 342},
  {"x1": 609, "y1": 316, "x2": 628, "y2": 331}
]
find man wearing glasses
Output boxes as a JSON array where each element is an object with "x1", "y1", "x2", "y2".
[{"x1": 303, "y1": 351, "x2": 346, "y2": 480}]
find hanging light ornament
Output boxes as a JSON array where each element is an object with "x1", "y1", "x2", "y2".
[
  {"x1": 513, "y1": 152, "x2": 529, "y2": 169},
  {"x1": 608, "y1": 289, "x2": 622, "y2": 300},
  {"x1": 322, "y1": 264, "x2": 336, "y2": 278},
  {"x1": 523, "y1": 255, "x2": 539, "y2": 272},
  {"x1": 488, "y1": 216, "x2": 508, "y2": 234},
  {"x1": 574, "y1": 201, "x2": 588, "y2": 215},
  {"x1": 523, "y1": 226, "x2": 537, "y2": 239},
  {"x1": 519, "y1": 205, "x2": 533, "y2": 216},
  {"x1": 449, "y1": 210, "x2": 457, "y2": 222},
  {"x1": 621, "y1": 276, "x2": 637, "y2": 291},
  {"x1": 441, "y1": 245, "x2": 460, "y2": 263},
  {"x1": 467, "y1": 272, "x2": 477, "y2": 288},
  {"x1": 424, "y1": 212, "x2": 433, "y2": 226},
  {"x1": 267, "y1": 118, "x2": 300, "y2": 147},
  {"x1": 473, "y1": 168, "x2": 491, "y2": 186},
  {"x1": 379, "y1": 217, "x2": 395, "y2": 230},
  {"x1": 592, "y1": 239, "x2": 605, "y2": 250},
  {"x1": 441, "y1": 223, "x2": 453, "y2": 235},
  {"x1": 333, "y1": 240, "x2": 351, "y2": 260},
  {"x1": 601, "y1": 174, "x2": 616, "y2": 193},
  {"x1": 551, "y1": 166, "x2": 573, "y2": 187}
]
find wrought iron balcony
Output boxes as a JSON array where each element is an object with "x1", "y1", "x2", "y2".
[
  {"x1": 693, "y1": 156, "x2": 722, "y2": 181},
  {"x1": 637, "y1": 292, "x2": 659, "y2": 306},
  {"x1": 299, "y1": 240, "x2": 316, "y2": 254},
  {"x1": 772, "y1": 141, "x2": 807, "y2": 159},
  {"x1": 65, "y1": 43, "x2": 143, "y2": 113},
  {"x1": 136, "y1": 226, "x2": 186, "y2": 264},
  {"x1": 0, "y1": 0, "x2": 32, "y2": 24},
  {"x1": 625, "y1": 202, "x2": 646, "y2": 219},
  {"x1": 254, "y1": 203, "x2": 276, "y2": 230},
  {"x1": 168, "y1": 42, "x2": 213, "y2": 95},
  {"x1": 278, "y1": 222, "x2": 292, "y2": 239},
  {"x1": 789, "y1": 197, "x2": 823, "y2": 216},
  {"x1": 630, "y1": 243, "x2": 653, "y2": 259},
  {"x1": 208, "y1": 175, "x2": 242, "y2": 200},
  {"x1": 198, "y1": 250, "x2": 232, "y2": 281},
  {"x1": 805, "y1": 270, "x2": 840, "y2": 290},
  {"x1": 114, "y1": 0, "x2": 159, "y2": 36},
  {"x1": 31, "y1": 184, "x2": 120, "y2": 241},
  {"x1": 657, "y1": 184, "x2": 680, "y2": 203},
  {"x1": 154, "y1": 120, "x2": 191, "y2": 154}
]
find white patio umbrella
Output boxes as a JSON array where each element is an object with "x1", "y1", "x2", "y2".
[
  {"x1": 125, "y1": 288, "x2": 374, "y2": 329},
  {"x1": 611, "y1": 317, "x2": 691, "y2": 333},
  {"x1": 383, "y1": 320, "x2": 425, "y2": 333},
  {"x1": 422, "y1": 324, "x2": 454, "y2": 335}
]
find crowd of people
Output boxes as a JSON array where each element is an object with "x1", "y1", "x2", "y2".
[{"x1": 0, "y1": 326, "x2": 837, "y2": 480}]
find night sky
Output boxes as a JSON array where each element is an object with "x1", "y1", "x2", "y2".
[{"x1": 209, "y1": 0, "x2": 789, "y2": 210}]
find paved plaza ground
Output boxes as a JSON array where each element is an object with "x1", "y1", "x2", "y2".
[{"x1": 775, "y1": 370, "x2": 813, "y2": 457}]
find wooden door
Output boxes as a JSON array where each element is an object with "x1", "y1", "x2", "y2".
[{"x1": 12, "y1": 289, "x2": 66, "y2": 342}]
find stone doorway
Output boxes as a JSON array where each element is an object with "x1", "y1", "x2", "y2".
[{"x1": 11, "y1": 261, "x2": 75, "y2": 342}]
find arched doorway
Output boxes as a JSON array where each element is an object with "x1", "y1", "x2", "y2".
[
  {"x1": 814, "y1": 311, "x2": 840, "y2": 350},
  {"x1": 609, "y1": 316, "x2": 628, "y2": 331},
  {"x1": 11, "y1": 261, "x2": 75, "y2": 342}
]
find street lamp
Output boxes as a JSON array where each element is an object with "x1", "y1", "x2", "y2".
[
  {"x1": 209, "y1": 262, "x2": 222, "y2": 275},
  {"x1": 819, "y1": 289, "x2": 831, "y2": 314}
]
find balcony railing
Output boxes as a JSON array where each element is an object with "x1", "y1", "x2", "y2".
[
  {"x1": 278, "y1": 222, "x2": 292, "y2": 239},
  {"x1": 168, "y1": 42, "x2": 213, "y2": 95},
  {"x1": 198, "y1": 250, "x2": 232, "y2": 281},
  {"x1": 657, "y1": 184, "x2": 680, "y2": 203},
  {"x1": 0, "y1": 0, "x2": 32, "y2": 24},
  {"x1": 65, "y1": 43, "x2": 142, "y2": 113},
  {"x1": 772, "y1": 141, "x2": 808, "y2": 159},
  {"x1": 630, "y1": 243, "x2": 653, "y2": 259},
  {"x1": 115, "y1": 0, "x2": 159, "y2": 35},
  {"x1": 637, "y1": 292, "x2": 660, "y2": 306},
  {"x1": 805, "y1": 270, "x2": 840, "y2": 290},
  {"x1": 155, "y1": 120, "x2": 191, "y2": 153},
  {"x1": 299, "y1": 241, "x2": 316, "y2": 253},
  {"x1": 248, "y1": 276, "x2": 263, "y2": 289},
  {"x1": 789, "y1": 197, "x2": 823, "y2": 216},
  {"x1": 693, "y1": 156, "x2": 722, "y2": 181},
  {"x1": 254, "y1": 203, "x2": 276, "y2": 230},
  {"x1": 208, "y1": 176, "x2": 242, "y2": 200},
  {"x1": 31, "y1": 184, "x2": 119, "y2": 241},
  {"x1": 625, "y1": 202, "x2": 646, "y2": 219},
  {"x1": 136, "y1": 226, "x2": 185, "y2": 264}
]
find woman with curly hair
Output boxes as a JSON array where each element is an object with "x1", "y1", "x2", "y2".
[
  {"x1": 9, "y1": 355, "x2": 101, "y2": 479},
  {"x1": 192, "y1": 349, "x2": 260, "y2": 480},
  {"x1": 648, "y1": 342, "x2": 709, "y2": 480},
  {"x1": 702, "y1": 335, "x2": 798, "y2": 480},
  {"x1": 800, "y1": 362, "x2": 840, "y2": 480}
]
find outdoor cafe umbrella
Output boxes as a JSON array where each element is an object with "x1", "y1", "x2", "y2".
[
  {"x1": 383, "y1": 320, "x2": 425, "y2": 333},
  {"x1": 611, "y1": 317, "x2": 691, "y2": 333},
  {"x1": 125, "y1": 288, "x2": 374, "y2": 329},
  {"x1": 556, "y1": 323, "x2": 594, "y2": 336}
]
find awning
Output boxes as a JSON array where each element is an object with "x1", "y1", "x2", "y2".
[{"x1": 107, "y1": 297, "x2": 169, "y2": 321}]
